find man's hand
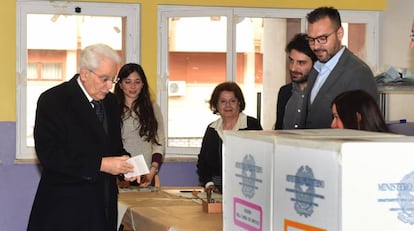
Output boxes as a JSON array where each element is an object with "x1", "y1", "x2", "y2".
[{"x1": 100, "y1": 155, "x2": 133, "y2": 175}]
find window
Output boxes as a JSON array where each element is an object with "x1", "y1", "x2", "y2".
[
  {"x1": 16, "y1": 1, "x2": 140, "y2": 159},
  {"x1": 158, "y1": 6, "x2": 380, "y2": 156}
]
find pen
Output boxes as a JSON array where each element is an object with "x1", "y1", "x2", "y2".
[{"x1": 180, "y1": 190, "x2": 201, "y2": 193}]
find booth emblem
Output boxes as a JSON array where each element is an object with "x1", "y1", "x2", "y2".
[
  {"x1": 286, "y1": 165, "x2": 325, "y2": 218},
  {"x1": 398, "y1": 171, "x2": 414, "y2": 225},
  {"x1": 235, "y1": 154, "x2": 263, "y2": 199}
]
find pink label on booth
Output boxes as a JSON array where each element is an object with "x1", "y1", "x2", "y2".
[{"x1": 233, "y1": 197, "x2": 263, "y2": 231}]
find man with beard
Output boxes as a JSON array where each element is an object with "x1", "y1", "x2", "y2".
[
  {"x1": 275, "y1": 33, "x2": 317, "y2": 129},
  {"x1": 303, "y1": 6, "x2": 379, "y2": 129}
]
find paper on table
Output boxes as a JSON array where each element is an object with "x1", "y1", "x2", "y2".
[
  {"x1": 124, "y1": 154, "x2": 149, "y2": 178},
  {"x1": 117, "y1": 201, "x2": 128, "y2": 229},
  {"x1": 162, "y1": 188, "x2": 222, "y2": 202}
]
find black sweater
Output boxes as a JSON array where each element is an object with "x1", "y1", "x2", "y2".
[{"x1": 196, "y1": 116, "x2": 262, "y2": 192}]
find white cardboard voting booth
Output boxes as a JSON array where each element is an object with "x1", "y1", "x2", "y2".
[
  {"x1": 222, "y1": 130, "x2": 276, "y2": 231},
  {"x1": 223, "y1": 129, "x2": 414, "y2": 231}
]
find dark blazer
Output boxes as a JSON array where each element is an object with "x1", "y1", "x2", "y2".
[
  {"x1": 28, "y1": 75, "x2": 128, "y2": 231},
  {"x1": 304, "y1": 48, "x2": 379, "y2": 129},
  {"x1": 275, "y1": 83, "x2": 293, "y2": 130},
  {"x1": 197, "y1": 115, "x2": 262, "y2": 192}
]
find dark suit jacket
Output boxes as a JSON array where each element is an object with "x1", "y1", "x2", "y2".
[
  {"x1": 304, "y1": 48, "x2": 379, "y2": 129},
  {"x1": 275, "y1": 83, "x2": 293, "y2": 130},
  {"x1": 28, "y1": 75, "x2": 128, "y2": 231}
]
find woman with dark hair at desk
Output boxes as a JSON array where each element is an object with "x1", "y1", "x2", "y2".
[
  {"x1": 330, "y1": 89, "x2": 390, "y2": 132},
  {"x1": 114, "y1": 63, "x2": 165, "y2": 188},
  {"x1": 197, "y1": 82, "x2": 262, "y2": 193}
]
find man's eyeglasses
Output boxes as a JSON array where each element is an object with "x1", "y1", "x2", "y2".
[
  {"x1": 306, "y1": 29, "x2": 338, "y2": 45},
  {"x1": 89, "y1": 69, "x2": 119, "y2": 84}
]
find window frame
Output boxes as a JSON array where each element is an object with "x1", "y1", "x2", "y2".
[
  {"x1": 158, "y1": 5, "x2": 380, "y2": 157},
  {"x1": 16, "y1": 0, "x2": 141, "y2": 159},
  {"x1": 158, "y1": 6, "x2": 234, "y2": 156}
]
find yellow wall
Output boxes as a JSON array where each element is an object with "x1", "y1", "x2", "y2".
[
  {"x1": 1, "y1": 0, "x2": 386, "y2": 121},
  {"x1": 2, "y1": 0, "x2": 16, "y2": 121}
]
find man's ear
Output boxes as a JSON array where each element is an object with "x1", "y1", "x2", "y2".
[
  {"x1": 337, "y1": 26, "x2": 344, "y2": 40},
  {"x1": 79, "y1": 67, "x2": 88, "y2": 81}
]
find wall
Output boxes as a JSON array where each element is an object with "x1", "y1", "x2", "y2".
[
  {"x1": 0, "y1": 0, "x2": 387, "y2": 230},
  {"x1": 0, "y1": 123, "x2": 40, "y2": 230}
]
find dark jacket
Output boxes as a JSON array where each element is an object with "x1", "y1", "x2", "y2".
[
  {"x1": 197, "y1": 115, "x2": 262, "y2": 192},
  {"x1": 275, "y1": 83, "x2": 293, "y2": 130},
  {"x1": 304, "y1": 48, "x2": 379, "y2": 128},
  {"x1": 28, "y1": 75, "x2": 128, "y2": 231}
]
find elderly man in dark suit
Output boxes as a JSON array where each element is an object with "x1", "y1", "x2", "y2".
[
  {"x1": 303, "y1": 6, "x2": 379, "y2": 129},
  {"x1": 28, "y1": 44, "x2": 136, "y2": 231},
  {"x1": 275, "y1": 33, "x2": 317, "y2": 130}
]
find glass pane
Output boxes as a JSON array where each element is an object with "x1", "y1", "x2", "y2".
[
  {"x1": 42, "y1": 63, "x2": 63, "y2": 80},
  {"x1": 168, "y1": 16, "x2": 227, "y2": 147},
  {"x1": 342, "y1": 23, "x2": 367, "y2": 62},
  {"x1": 236, "y1": 17, "x2": 302, "y2": 130},
  {"x1": 27, "y1": 63, "x2": 38, "y2": 79},
  {"x1": 25, "y1": 14, "x2": 125, "y2": 147}
]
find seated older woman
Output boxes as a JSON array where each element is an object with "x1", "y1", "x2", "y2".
[{"x1": 197, "y1": 82, "x2": 262, "y2": 193}]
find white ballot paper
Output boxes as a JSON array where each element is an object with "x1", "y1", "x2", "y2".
[{"x1": 124, "y1": 154, "x2": 149, "y2": 178}]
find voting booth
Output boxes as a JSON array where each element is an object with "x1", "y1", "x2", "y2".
[
  {"x1": 222, "y1": 130, "x2": 276, "y2": 231},
  {"x1": 222, "y1": 129, "x2": 414, "y2": 231}
]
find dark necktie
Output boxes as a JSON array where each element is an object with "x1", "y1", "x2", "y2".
[{"x1": 91, "y1": 100, "x2": 104, "y2": 123}]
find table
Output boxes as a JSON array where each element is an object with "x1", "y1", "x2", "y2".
[
  {"x1": 118, "y1": 187, "x2": 223, "y2": 231},
  {"x1": 377, "y1": 82, "x2": 414, "y2": 120}
]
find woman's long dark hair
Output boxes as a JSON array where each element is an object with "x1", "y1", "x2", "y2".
[
  {"x1": 114, "y1": 63, "x2": 160, "y2": 145},
  {"x1": 332, "y1": 90, "x2": 390, "y2": 132}
]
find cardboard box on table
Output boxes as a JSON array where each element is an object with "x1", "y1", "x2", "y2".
[{"x1": 223, "y1": 129, "x2": 414, "y2": 231}]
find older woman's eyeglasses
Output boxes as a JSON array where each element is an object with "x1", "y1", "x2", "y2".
[
  {"x1": 306, "y1": 29, "x2": 338, "y2": 45},
  {"x1": 89, "y1": 69, "x2": 119, "y2": 84},
  {"x1": 410, "y1": 33, "x2": 414, "y2": 41}
]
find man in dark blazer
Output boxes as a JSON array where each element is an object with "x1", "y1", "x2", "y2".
[
  {"x1": 303, "y1": 6, "x2": 379, "y2": 129},
  {"x1": 275, "y1": 33, "x2": 317, "y2": 129},
  {"x1": 27, "y1": 44, "x2": 136, "y2": 231}
]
